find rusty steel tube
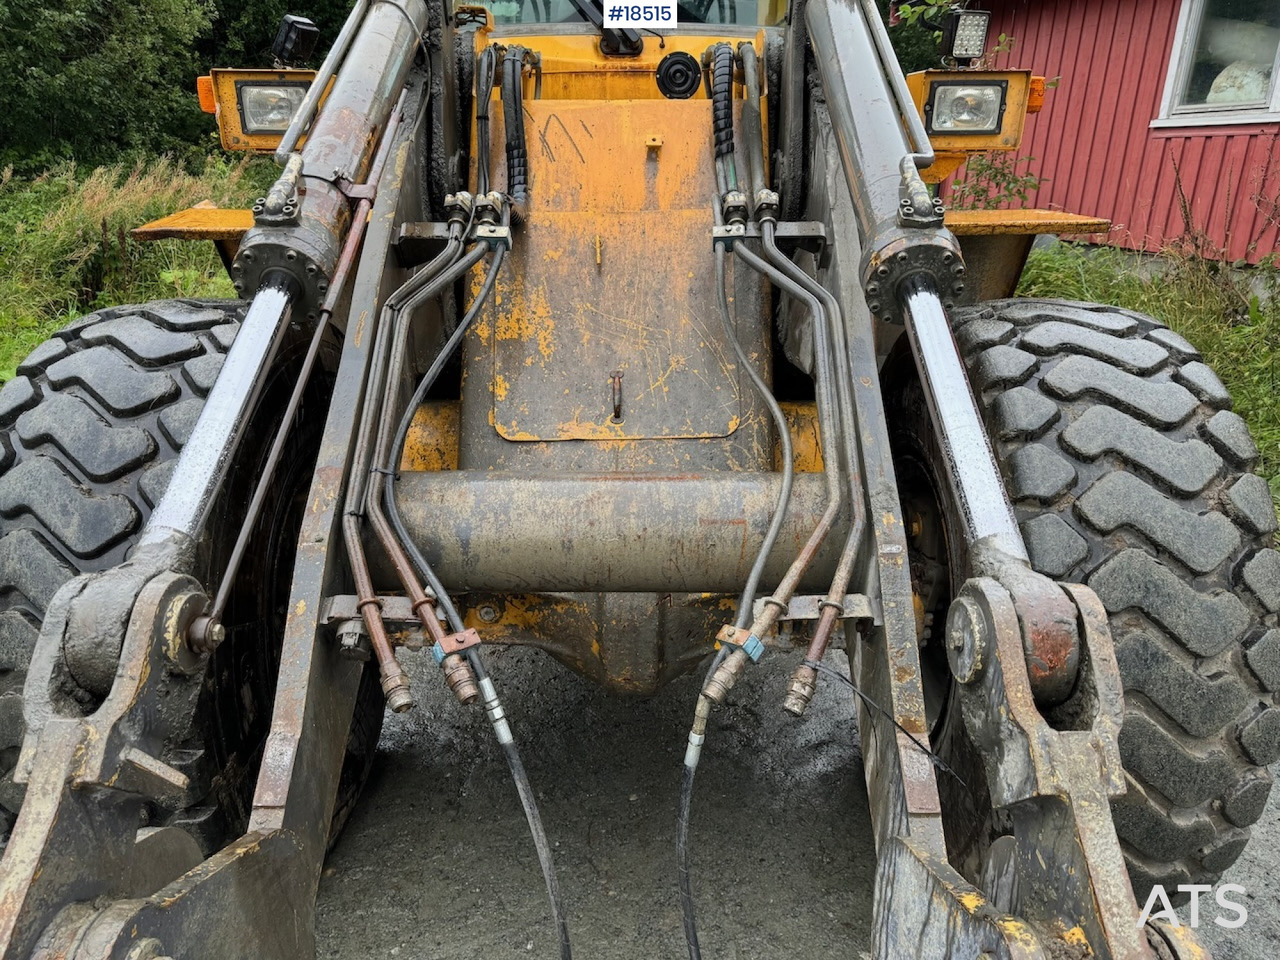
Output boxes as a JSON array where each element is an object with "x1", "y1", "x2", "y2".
[
  {"x1": 340, "y1": 230, "x2": 476, "y2": 713},
  {"x1": 732, "y1": 242, "x2": 845, "y2": 641},
  {"x1": 387, "y1": 472, "x2": 847, "y2": 594}
]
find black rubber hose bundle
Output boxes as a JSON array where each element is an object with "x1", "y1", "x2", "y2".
[
  {"x1": 710, "y1": 44, "x2": 735, "y2": 162},
  {"x1": 502, "y1": 47, "x2": 530, "y2": 203}
]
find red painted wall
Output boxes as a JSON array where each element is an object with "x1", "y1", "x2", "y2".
[{"x1": 979, "y1": 0, "x2": 1280, "y2": 263}]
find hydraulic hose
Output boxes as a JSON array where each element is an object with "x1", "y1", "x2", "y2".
[
  {"x1": 475, "y1": 47, "x2": 500, "y2": 196},
  {"x1": 706, "y1": 240, "x2": 846, "y2": 704},
  {"x1": 738, "y1": 43, "x2": 767, "y2": 208},
  {"x1": 340, "y1": 230, "x2": 469, "y2": 711},
  {"x1": 501, "y1": 47, "x2": 530, "y2": 203},
  {"x1": 373, "y1": 235, "x2": 573, "y2": 960},
  {"x1": 736, "y1": 32, "x2": 869, "y2": 711},
  {"x1": 364, "y1": 241, "x2": 490, "y2": 702},
  {"x1": 761, "y1": 222, "x2": 868, "y2": 714},
  {"x1": 383, "y1": 242, "x2": 507, "y2": 634},
  {"x1": 714, "y1": 245, "x2": 794, "y2": 630},
  {"x1": 708, "y1": 43, "x2": 738, "y2": 191}
]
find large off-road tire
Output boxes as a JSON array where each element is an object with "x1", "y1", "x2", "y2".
[
  {"x1": 887, "y1": 298, "x2": 1279, "y2": 898},
  {"x1": 0, "y1": 300, "x2": 383, "y2": 848}
]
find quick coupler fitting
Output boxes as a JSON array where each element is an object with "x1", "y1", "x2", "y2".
[
  {"x1": 782, "y1": 663, "x2": 818, "y2": 717},
  {"x1": 439, "y1": 652, "x2": 480, "y2": 705},
  {"x1": 445, "y1": 191, "x2": 475, "y2": 226},
  {"x1": 379, "y1": 663, "x2": 415, "y2": 714},
  {"x1": 431, "y1": 638, "x2": 480, "y2": 705},
  {"x1": 703, "y1": 647, "x2": 751, "y2": 706}
]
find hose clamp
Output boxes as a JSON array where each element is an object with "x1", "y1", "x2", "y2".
[
  {"x1": 716, "y1": 624, "x2": 765, "y2": 663},
  {"x1": 431, "y1": 627, "x2": 483, "y2": 665}
]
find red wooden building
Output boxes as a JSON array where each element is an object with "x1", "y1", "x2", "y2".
[{"x1": 977, "y1": 0, "x2": 1280, "y2": 264}]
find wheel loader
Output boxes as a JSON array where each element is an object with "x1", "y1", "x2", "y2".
[{"x1": 0, "y1": 0, "x2": 1273, "y2": 956}]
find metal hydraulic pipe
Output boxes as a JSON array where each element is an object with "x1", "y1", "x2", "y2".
[
  {"x1": 206, "y1": 91, "x2": 409, "y2": 630},
  {"x1": 140, "y1": 283, "x2": 295, "y2": 547},
  {"x1": 365, "y1": 243, "x2": 489, "y2": 705},
  {"x1": 761, "y1": 225, "x2": 868, "y2": 714},
  {"x1": 901, "y1": 275, "x2": 1027, "y2": 559},
  {"x1": 340, "y1": 234, "x2": 474, "y2": 712},
  {"x1": 704, "y1": 241, "x2": 847, "y2": 704},
  {"x1": 276, "y1": 0, "x2": 371, "y2": 165}
]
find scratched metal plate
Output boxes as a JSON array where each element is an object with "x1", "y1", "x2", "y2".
[{"x1": 481, "y1": 99, "x2": 743, "y2": 442}]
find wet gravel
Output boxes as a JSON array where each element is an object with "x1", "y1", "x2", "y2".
[{"x1": 315, "y1": 646, "x2": 1278, "y2": 959}]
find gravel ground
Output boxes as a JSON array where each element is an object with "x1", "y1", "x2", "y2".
[{"x1": 315, "y1": 646, "x2": 1278, "y2": 959}]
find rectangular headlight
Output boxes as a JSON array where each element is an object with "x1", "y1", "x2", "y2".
[
  {"x1": 925, "y1": 80, "x2": 1008, "y2": 134},
  {"x1": 236, "y1": 81, "x2": 310, "y2": 135}
]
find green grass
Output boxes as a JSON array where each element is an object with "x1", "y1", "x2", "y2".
[
  {"x1": 0, "y1": 156, "x2": 275, "y2": 379},
  {"x1": 1019, "y1": 242, "x2": 1280, "y2": 490}
]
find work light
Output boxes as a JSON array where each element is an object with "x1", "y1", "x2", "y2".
[
  {"x1": 925, "y1": 80, "x2": 1008, "y2": 134},
  {"x1": 237, "y1": 82, "x2": 311, "y2": 135},
  {"x1": 943, "y1": 9, "x2": 992, "y2": 65}
]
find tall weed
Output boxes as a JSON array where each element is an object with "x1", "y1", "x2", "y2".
[{"x1": 0, "y1": 156, "x2": 272, "y2": 378}]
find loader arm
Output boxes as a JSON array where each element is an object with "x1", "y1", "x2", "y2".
[{"x1": 0, "y1": 1, "x2": 1221, "y2": 958}]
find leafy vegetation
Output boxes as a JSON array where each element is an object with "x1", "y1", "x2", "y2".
[
  {"x1": 0, "y1": 1, "x2": 354, "y2": 174},
  {"x1": 0, "y1": 157, "x2": 274, "y2": 379},
  {"x1": 1020, "y1": 242, "x2": 1280, "y2": 489}
]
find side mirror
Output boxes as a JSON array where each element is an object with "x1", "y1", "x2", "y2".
[{"x1": 272, "y1": 15, "x2": 320, "y2": 68}]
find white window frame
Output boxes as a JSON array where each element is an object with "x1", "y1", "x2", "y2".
[{"x1": 1153, "y1": 0, "x2": 1280, "y2": 128}]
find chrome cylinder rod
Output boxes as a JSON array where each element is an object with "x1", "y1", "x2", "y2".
[
  {"x1": 140, "y1": 284, "x2": 294, "y2": 547},
  {"x1": 901, "y1": 275, "x2": 1027, "y2": 560}
]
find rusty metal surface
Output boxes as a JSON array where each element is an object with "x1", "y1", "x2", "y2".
[
  {"x1": 941, "y1": 573, "x2": 1204, "y2": 959},
  {"x1": 957, "y1": 233, "x2": 1036, "y2": 301},
  {"x1": 459, "y1": 98, "x2": 774, "y2": 473},
  {"x1": 388, "y1": 471, "x2": 848, "y2": 594}
]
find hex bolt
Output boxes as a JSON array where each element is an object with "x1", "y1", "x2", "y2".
[
  {"x1": 186, "y1": 615, "x2": 225, "y2": 655},
  {"x1": 946, "y1": 595, "x2": 987, "y2": 684},
  {"x1": 478, "y1": 604, "x2": 500, "y2": 623}
]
